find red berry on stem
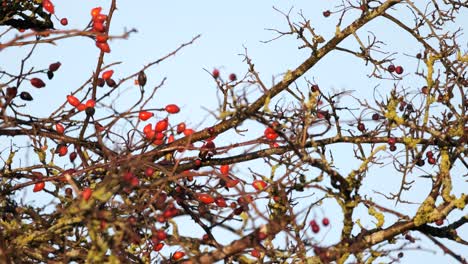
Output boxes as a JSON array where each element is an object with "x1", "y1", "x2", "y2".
[
  {"x1": 323, "y1": 10, "x2": 331, "y2": 17},
  {"x1": 229, "y1": 73, "x2": 237, "y2": 81},
  {"x1": 42, "y1": 0, "x2": 54, "y2": 14},
  {"x1": 252, "y1": 180, "x2": 267, "y2": 191},
  {"x1": 101, "y1": 70, "x2": 114, "y2": 80},
  {"x1": 153, "y1": 242, "x2": 164, "y2": 251},
  {"x1": 55, "y1": 123, "x2": 65, "y2": 134},
  {"x1": 176, "y1": 122, "x2": 186, "y2": 134},
  {"x1": 388, "y1": 65, "x2": 395, "y2": 72},
  {"x1": 82, "y1": 188, "x2": 92, "y2": 201},
  {"x1": 183, "y1": 128, "x2": 194, "y2": 136},
  {"x1": 155, "y1": 119, "x2": 169, "y2": 132},
  {"x1": 60, "y1": 18, "x2": 68, "y2": 26},
  {"x1": 212, "y1": 68, "x2": 220, "y2": 78},
  {"x1": 91, "y1": 7, "x2": 102, "y2": 18},
  {"x1": 172, "y1": 251, "x2": 185, "y2": 261},
  {"x1": 139, "y1": 111, "x2": 153, "y2": 121},
  {"x1": 31, "y1": 78, "x2": 45, "y2": 88},
  {"x1": 220, "y1": 164, "x2": 229, "y2": 175},
  {"x1": 165, "y1": 104, "x2": 180, "y2": 114},
  {"x1": 85, "y1": 99, "x2": 96, "y2": 108},
  {"x1": 96, "y1": 42, "x2": 111, "y2": 53},
  {"x1": 198, "y1": 193, "x2": 215, "y2": 204},
  {"x1": 67, "y1": 95, "x2": 80, "y2": 107},
  {"x1": 33, "y1": 181, "x2": 45, "y2": 192},
  {"x1": 357, "y1": 122, "x2": 365, "y2": 132},
  {"x1": 215, "y1": 197, "x2": 227, "y2": 207},
  {"x1": 49, "y1": 62, "x2": 61, "y2": 72},
  {"x1": 322, "y1": 217, "x2": 330, "y2": 226},
  {"x1": 69, "y1": 152, "x2": 77, "y2": 162},
  {"x1": 76, "y1": 104, "x2": 87, "y2": 112},
  {"x1": 395, "y1": 66, "x2": 404, "y2": 74},
  {"x1": 145, "y1": 167, "x2": 155, "y2": 177},
  {"x1": 57, "y1": 145, "x2": 68, "y2": 157}
]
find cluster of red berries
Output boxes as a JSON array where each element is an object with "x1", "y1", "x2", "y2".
[
  {"x1": 388, "y1": 64, "x2": 404, "y2": 75},
  {"x1": 310, "y1": 217, "x2": 330, "y2": 233},
  {"x1": 66, "y1": 95, "x2": 96, "y2": 114},
  {"x1": 91, "y1": 7, "x2": 111, "y2": 53},
  {"x1": 212, "y1": 68, "x2": 237, "y2": 82}
]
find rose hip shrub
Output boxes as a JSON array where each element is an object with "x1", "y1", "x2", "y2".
[{"x1": 0, "y1": 1, "x2": 466, "y2": 263}]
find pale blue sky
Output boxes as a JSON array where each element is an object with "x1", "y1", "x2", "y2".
[{"x1": 1, "y1": 1, "x2": 466, "y2": 263}]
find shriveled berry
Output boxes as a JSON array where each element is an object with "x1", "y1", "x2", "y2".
[{"x1": 20, "y1": 92, "x2": 33, "y2": 101}]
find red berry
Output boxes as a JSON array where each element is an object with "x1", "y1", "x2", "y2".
[
  {"x1": 96, "y1": 41, "x2": 111, "y2": 53},
  {"x1": 435, "y1": 219, "x2": 444, "y2": 226},
  {"x1": 156, "y1": 230, "x2": 167, "y2": 240},
  {"x1": 311, "y1": 224, "x2": 320, "y2": 233},
  {"x1": 229, "y1": 73, "x2": 237, "y2": 81},
  {"x1": 33, "y1": 181, "x2": 45, "y2": 192},
  {"x1": 323, "y1": 10, "x2": 331, "y2": 17},
  {"x1": 167, "y1": 135, "x2": 175, "y2": 143},
  {"x1": 395, "y1": 66, "x2": 404, "y2": 74},
  {"x1": 91, "y1": 7, "x2": 102, "y2": 18},
  {"x1": 95, "y1": 14, "x2": 107, "y2": 23},
  {"x1": 388, "y1": 65, "x2": 395, "y2": 72},
  {"x1": 139, "y1": 111, "x2": 153, "y2": 121},
  {"x1": 387, "y1": 137, "x2": 397, "y2": 145},
  {"x1": 225, "y1": 178, "x2": 240, "y2": 188},
  {"x1": 183, "y1": 128, "x2": 194, "y2": 136},
  {"x1": 55, "y1": 123, "x2": 65, "y2": 134},
  {"x1": 215, "y1": 197, "x2": 227, "y2": 207},
  {"x1": 42, "y1": 0, "x2": 54, "y2": 14},
  {"x1": 428, "y1": 157, "x2": 436, "y2": 165},
  {"x1": 96, "y1": 34, "x2": 109, "y2": 43},
  {"x1": 155, "y1": 119, "x2": 169, "y2": 132},
  {"x1": 93, "y1": 22, "x2": 106, "y2": 32},
  {"x1": 76, "y1": 104, "x2": 87, "y2": 112},
  {"x1": 389, "y1": 145, "x2": 397, "y2": 152},
  {"x1": 57, "y1": 145, "x2": 68, "y2": 157},
  {"x1": 101, "y1": 70, "x2": 114, "y2": 80},
  {"x1": 252, "y1": 180, "x2": 267, "y2": 191},
  {"x1": 426, "y1": 151, "x2": 433, "y2": 158},
  {"x1": 176, "y1": 122, "x2": 186, "y2": 134},
  {"x1": 49, "y1": 62, "x2": 61, "y2": 72},
  {"x1": 60, "y1": 18, "x2": 68, "y2": 26},
  {"x1": 322, "y1": 218, "x2": 330, "y2": 226},
  {"x1": 172, "y1": 251, "x2": 185, "y2": 261},
  {"x1": 82, "y1": 188, "x2": 92, "y2": 201},
  {"x1": 165, "y1": 104, "x2": 180, "y2": 114},
  {"x1": 357, "y1": 122, "x2": 365, "y2": 132},
  {"x1": 220, "y1": 165, "x2": 229, "y2": 175},
  {"x1": 251, "y1": 249, "x2": 261, "y2": 258},
  {"x1": 153, "y1": 242, "x2": 164, "y2": 251},
  {"x1": 145, "y1": 167, "x2": 155, "y2": 177},
  {"x1": 67, "y1": 95, "x2": 80, "y2": 107},
  {"x1": 212, "y1": 68, "x2": 220, "y2": 78},
  {"x1": 30, "y1": 78, "x2": 45, "y2": 88},
  {"x1": 372, "y1": 113, "x2": 380, "y2": 121},
  {"x1": 197, "y1": 193, "x2": 215, "y2": 204},
  {"x1": 69, "y1": 151, "x2": 77, "y2": 162},
  {"x1": 85, "y1": 99, "x2": 96, "y2": 108}
]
